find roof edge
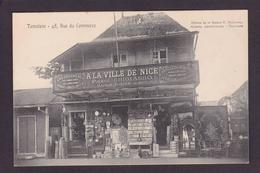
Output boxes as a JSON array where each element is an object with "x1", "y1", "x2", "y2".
[
  {"x1": 50, "y1": 43, "x2": 79, "y2": 63},
  {"x1": 50, "y1": 31, "x2": 198, "y2": 63},
  {"x1": 14, "y1": 104, "x2": 48, "y2": 108}
]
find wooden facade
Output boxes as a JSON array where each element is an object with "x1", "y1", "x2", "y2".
[
  {"x1": 50, "y1": 13, "x2": 201, "y2": 158},
  {"x1": 13, "y1": 88, "x2": 63, "y2": 159},
  {"x1": 14, "y1": 107, "x2": 48, "y2": 159}
]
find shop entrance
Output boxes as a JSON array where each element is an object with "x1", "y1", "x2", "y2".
[
  {"x1": 68, "y1": 111, "x2": 87, "y2": 155},
  {"x1": 71, "y1": 112, "x2": 86, "y2": 141},
  {"x1": 111, "y1": 105, "x2": 128, "y2": 128},
  {"x1": 178, "y1": 112, "x2": 195, "y2": 151},
  {"x1": 152, "y1": 104, "x2": 170, "y2": 147}
]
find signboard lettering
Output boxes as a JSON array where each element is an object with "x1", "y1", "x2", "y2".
[{"x1": 53, "y1": 61, "x2": 198, "y2": 93}]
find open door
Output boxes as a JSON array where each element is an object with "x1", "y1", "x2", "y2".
[
  {"x1": 152, "y1": 104, "x2": 171, "y2": 149},
  {"x1": 68, "y1": 111, "x2": 88, "y2": 156}
]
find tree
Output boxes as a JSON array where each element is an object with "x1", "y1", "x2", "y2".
[
  {"x1": 218, "y1": 81, "x2": 248, "y2": 115},
  {"x1": 205, "y1": 122, "x2": 218, "y2": 141},
  {"x1": 33, "y1": 62, "x2": 61, "y2": 79}
]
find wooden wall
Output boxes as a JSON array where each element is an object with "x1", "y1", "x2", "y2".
[
  {"x1": 14, "y1": 108, "x2": 46, "y2": 156},
  {"x1": 60, "y1": 34, "x2": 195, "y2": 71}
]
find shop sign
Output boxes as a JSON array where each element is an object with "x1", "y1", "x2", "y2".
[
  {"x1": 53, "y1": 61, "x2": 199, "y2": 93},
  {"x1": 128, "y1": 118, "x2": 153, "y2": 145}
]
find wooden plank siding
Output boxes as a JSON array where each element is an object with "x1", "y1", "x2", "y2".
[{"x1": 59, "y1": 35, "x2": 195, "y2": 72}]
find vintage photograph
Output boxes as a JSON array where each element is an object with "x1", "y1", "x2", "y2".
[{"x1": 13, "y1": 10, "x2": 248, "y2": 166}]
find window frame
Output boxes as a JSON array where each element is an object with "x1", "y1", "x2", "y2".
[
  {"x1": 111, "y1": 52, "x2": 128, "y2": 67},
  {"x1": 152, "y1": 47, "x2": 168, "y2": 64}
]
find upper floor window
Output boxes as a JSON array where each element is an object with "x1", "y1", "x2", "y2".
[
  {"x1": 152, "y1": 48, "x2": 168, "y2": 64},
  {"x1": 112, "y1": 53, "x2": 127, "y2": 67}
]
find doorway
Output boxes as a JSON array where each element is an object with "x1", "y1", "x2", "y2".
[
  {"x1": 182, "y1": 124, "x2": 195, "y2": 150},
  {"x1": 17, "y1": 116, "x2": 36, "y2": 154},
  {"x1": 70, "y1": 112, "x2": 86, "y2": 141},
  {"x1": 152, "y1": 104, "x2": 170, "y2": 147},
  {"x1": 68, "y1": 111, "x2": 87, "y2": 155},
  {"x1": 111, "y1": 105, "x2": 128, "y2": 128}
]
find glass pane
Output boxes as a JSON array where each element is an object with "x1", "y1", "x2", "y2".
[
  {"x1": 113, "y1": 55, "x2": 118, "y2": 63},
  {"x1": 121, "y1": 54, "x2": 126, "y2": 62},
  {"x1": 153, "y1": 51, "x2": 158, "y2": 58},
  {"x1": 160, "y1": 50, "x2": 166, "y2": 59},
  {"x1": 152, "y1": 51, "x2": 159, "y2": 64}
]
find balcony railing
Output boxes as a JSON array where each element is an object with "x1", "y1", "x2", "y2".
[{"x1": 53, "y1": 61, "x2": 199, "y2": 93}]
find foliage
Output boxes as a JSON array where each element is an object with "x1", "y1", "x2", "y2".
[
  {"x1": 218, "y1": 81, "x2": 248, "y2": 115},
  {"x1": 33, "y1": 62, "x2": 61, "y2": 79},
  {"x1": 204, "y1": 123, "x2": 219, "y2": 141},
  {"x1": 199, "y1": 114, "x2": 224, "y2": 142}
]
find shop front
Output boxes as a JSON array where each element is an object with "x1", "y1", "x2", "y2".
[
  {"x1": 50, "y1": 59, "x2": 199, "y2": 158},
  {"x1": 58, "y1": 98, "x2": 196, "y2": 158},
  {"x1": 51, "y1": 61, "x2": 199, "y2": 159}
]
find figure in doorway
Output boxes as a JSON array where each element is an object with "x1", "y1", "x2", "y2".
[{"x1": 154, "y1": 105, "x2": 170, "y2": 146}]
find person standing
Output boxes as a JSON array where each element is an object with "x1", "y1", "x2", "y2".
[{"x1": 154, "y1": 105, "x2": 170, "y2": 145}]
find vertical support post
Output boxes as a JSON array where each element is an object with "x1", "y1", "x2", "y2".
[
  {"x1": 80, "y1": 47, "x2": 85, "y2": 70},
  {"x1": 69, "y1": 58, "x2": 72, "y2": 71},
  {"x1": 45, "y1": 107, "x2": 49, "y2": 157},
  {"x1": 68, "y1": 113, "x2": 72, "y2": 141},
  {"x1": 84, "y1": 111, "x2": 88, "y2": 148},
  {"x1": 82, "y1": 55, "x2": 85, "y2": 70},
  {"x1": 113, "y1": 12, "x2": 120, "y2": 67},
  {"x1": 16, "y1": 117, "x2": 19, "y2": 155}
]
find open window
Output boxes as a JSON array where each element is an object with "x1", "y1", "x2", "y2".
[{"x1": 152, "y1": 48, "x2": 168, "y2": 64}]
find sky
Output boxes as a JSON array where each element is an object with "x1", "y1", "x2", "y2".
[{"x1": 13, "y1": 10, "x2": 248, "y2": 101}]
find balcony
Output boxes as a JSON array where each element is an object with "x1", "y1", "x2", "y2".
[{"x1": 53, "y1": 61, "x2": 199, "y2": 97}]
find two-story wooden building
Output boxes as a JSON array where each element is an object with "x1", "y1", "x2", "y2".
[{"x1": 50, "y1": 13, "x2": 200, "y2": 158}]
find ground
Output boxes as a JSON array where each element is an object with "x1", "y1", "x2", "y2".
[{"x1": 14, "y1": 157, "x2": 248, "y2": 167}]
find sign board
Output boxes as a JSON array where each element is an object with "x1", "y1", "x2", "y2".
[
  {"x1": 53, "y1": 61, "x2": 199, "y2": 93},
  {"x1": 128, "y1": 118, "x2": 153, "y2": 145}
]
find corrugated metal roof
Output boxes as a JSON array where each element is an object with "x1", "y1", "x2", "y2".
[
  {"x1": 95, "y1": 12, "x2": 189, "y2": 41},
  {"x1": 13, "y1": 88, "x2": 62, "y2": 107},
  {"x1": 50, "y1": 12, "x2": 193, "y2": 63}
]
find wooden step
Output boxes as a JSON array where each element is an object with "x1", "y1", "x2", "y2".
[
  {"x1": 159, "y1": 153, "x2": 178, "y2": 158},
  {"x1": 159, "y1": 149, "x2": 172, "y2": 154},
  {"x1": 159, "y1": 149, "x2": 177, "y2": 152},
  {"x1": 67, "y1": 153, "x2": 89, "y2": 158},
  {"x1": 70, "y1": 145, "x2": 85, "y2": 149}
]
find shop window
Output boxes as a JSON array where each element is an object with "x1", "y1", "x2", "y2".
[
  {"x1": 152, "y1": 48, "x2": 168, "y2": 64},
  {"x1": 112, "y1": 53, "x2": 127, "y2": 67}
]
